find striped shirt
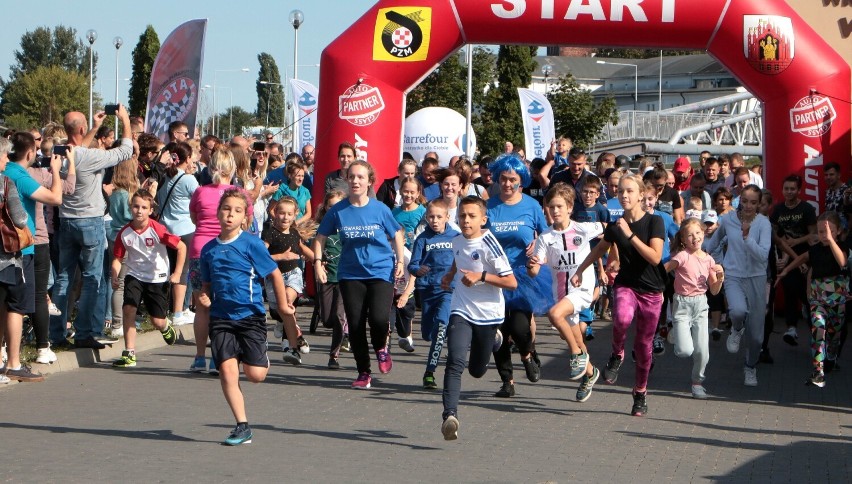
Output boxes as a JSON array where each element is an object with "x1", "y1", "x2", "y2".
[{"x1": 449, "y1": 230, "x2": 513, "y2": 325}]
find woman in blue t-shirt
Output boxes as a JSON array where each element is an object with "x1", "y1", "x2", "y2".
[
  {"x1": 314, "y1": 160, "x2": 405, "y2": 389},
  {"x1": 486, "y1": 154, "x2": 551, "y2": 398}
]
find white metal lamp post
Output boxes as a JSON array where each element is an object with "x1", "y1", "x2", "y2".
[
  {"x1": 86, "y1": 29, "x2": 98, "y2": 128},
  {"x1": 113, "y1": 36, "x2": 123, "y2": 134}
]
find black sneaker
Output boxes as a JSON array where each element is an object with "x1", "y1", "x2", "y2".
[
  {"x1": 824, "y1": 359, "x2": 836, "y2": 374},
  {"x1": 531, "y1": 349, "x2": 541, "y2": 368},
  {"x1": 423, "y1": 372, "x2": 438, "y2": 389},
  {"x1": 631, "y1": 391, "x2": 648, "y2": 416},
  {"x1": 5, "y1": 365, "x2": 45, "y2": 382},
  {"x1": 161, "y1": 323, "x2": 177, "y2": 346},
  {"x1": 652, "y1": 335, "x2": 666, "y2": 356},
  {"x1": 74, "y1": 337, "x2": 105, "y2": 350},
  {"x1": 604, "y1": 354, "x2": 623, "y2": 384},
  {"x1": 327, "y1": 357, "x2": 340, "y2": 370},
  {"x1": 758, "y1": 349, "x2": 774, "y2": 364},
  {"x1": 711, "y1": 328, "x2": 722, "y2": 342},
  {"x1": 807, "y1": 370, "x2": 825, "y2": 388},
  {"x1": 523, "y1": 356, "x2": 541, "y2": 382},
  {"x1": 494, "y1": 381, "x2": 515, "y2": 398}
]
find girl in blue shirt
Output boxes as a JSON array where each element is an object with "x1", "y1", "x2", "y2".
[
  {"x1": 486, "y1": 154, "x2": 552, "y2": 398},
  {"x1": 314, "y1": 160, "x2": 405, "y2": 389},
  {"x1": 392, "y1": 177, "x2": 426, "y2": 250}
]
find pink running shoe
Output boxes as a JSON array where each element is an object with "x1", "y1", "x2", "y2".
[
  {"x1": 352, "y1": 372, "x2": 372, "y2": 389},
  {"x1": 376, "y1": 347, "x2": 393, "y2": 374}
]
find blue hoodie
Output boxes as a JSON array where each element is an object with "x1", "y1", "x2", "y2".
[{"x1": 408, "y1": 225, "x2": 460, "y2": 292}]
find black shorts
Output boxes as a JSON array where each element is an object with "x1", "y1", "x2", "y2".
[
  {"x1": 1, "y1": 255, "x2": 34, "y2": 314},
  {"x1": 209, "y1": 314, "x2": 269, "y2": 369},
  {"x1": 707, "y1": 286, "x2": 726, "y2": 312},
  {"x1": 123, "y1": 275, "x2": 169, "y2": 319}
]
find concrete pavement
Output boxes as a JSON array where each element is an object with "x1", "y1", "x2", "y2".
[{"x1": 0, "y1": 309, "x2": 849, "y2": 483}]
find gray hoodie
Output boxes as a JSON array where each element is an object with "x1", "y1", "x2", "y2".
[{"x1": 704, "y1": 210, "x2": 771, "y2": 279}]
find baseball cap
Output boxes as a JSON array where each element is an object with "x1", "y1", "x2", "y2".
[
  {"x1": 673, "y1": 157, "x2": 691, "y2": 173},
  {"x1": 685, "y1": 209, "x2": 703, "y2": 221},
  {"x1": 703, "y1": 210, "x2": 718, "y2": 225}
]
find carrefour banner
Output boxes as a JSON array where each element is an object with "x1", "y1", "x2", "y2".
[
  {"x1": 517, "y1": 88, "x2": 555, "y2": 160},
  {"x1": 145, "y1": 19, "x2": 207, "y2": 142},
  {"x1": 290, "y1": 79, "x2": 319, "y2": 151}
]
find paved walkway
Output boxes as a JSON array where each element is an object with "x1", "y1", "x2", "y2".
[{"x1": 1, "y1": 309, "x2": 850, "y2": 483}]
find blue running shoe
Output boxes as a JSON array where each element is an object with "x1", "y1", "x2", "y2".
[
  {"x1": 189, "y1": 356, "x2": 206, "y2": 373},
  {"x1": 223, "y1": 424, "x2": 252, "y2": 445}
]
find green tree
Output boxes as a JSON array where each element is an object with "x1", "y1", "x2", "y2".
[
  {"x1": 255, "y1": 53, "x2": 285, "y2": 127},
  {"x1": 475, "y1": 45, "x2": 537, "y2": 156},
  {"x1": 594, "y1": 48, "x2": 702, "y2": 59},
  {"x1": 546, "y1": 74, "x2": 618, "y2": 148},
  {"x1": 216, "y1": 106, "x2": 258, "y2": 139},
  {"x1": 128, "y1": 25, "x2": 160, "y2": 116},
  {"x1": 1, "y1": 25, "x2": 97, "y2": 120},
  {"x1": 406, "y1": 47, "x2": 495, "y2": 117},
  {"x1": 2, "y1": 66, "x2": 91, "y2": 128}
]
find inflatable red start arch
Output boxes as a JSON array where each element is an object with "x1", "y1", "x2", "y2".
[{"x1": 315, "y1": 0, "x2": 851, "y2": 210}]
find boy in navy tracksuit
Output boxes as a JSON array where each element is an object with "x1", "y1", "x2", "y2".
[{"x1": 409, "y1": 200, "x2": 460, "y2": 389}]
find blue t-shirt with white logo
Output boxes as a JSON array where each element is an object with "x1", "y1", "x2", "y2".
[
  {"x1": 317, "y1": 198, "x2": 402, "y2": 282},
  {"x1": 486, "y1": 194, "x2": 548, "y2": 267},
  {"x1": 200, "y1": 231, "x2": 279, "y2": 320},
  {"x1": 605, "y1": 195, "x2": 624, "y2": 223}
]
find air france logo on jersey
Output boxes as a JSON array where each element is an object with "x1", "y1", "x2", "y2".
[{"x1": 373, "y1": 7, "x2": 431, "y2": 62}]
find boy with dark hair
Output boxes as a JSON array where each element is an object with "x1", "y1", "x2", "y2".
[{"x1": 439, "y1": 196, "x2": 517, "y2": 440}]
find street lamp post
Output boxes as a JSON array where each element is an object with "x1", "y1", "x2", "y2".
[
  {"x1": 289, "y1": 10, "x2": 304, "y2": 81},
  {"x1": 213, "y1": 68, "x2": 249, "y2": 139},
  {"x1": 199, "y1": 85, "x2": 211, "y2": 135},
  {"x1": 542, "y1": 64, "x2": 552, "y2": 94},
  {"x1": 113, "y1": 36, "x2": 123, "y2": 135},
  {"x1": 596, "y1": 60, "x2": 638, "y2": 110},
  {"x1": 86, "y1": 29, "x2": 97, "y2": 129}
]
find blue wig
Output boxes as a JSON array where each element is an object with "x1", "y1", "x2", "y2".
[{"x1": 489, "y1": 153, "x2": 531, "y2": 188}]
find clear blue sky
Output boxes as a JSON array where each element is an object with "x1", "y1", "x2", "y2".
[{"x1": 0, "y1": 0, "x2": 378, "y2": 113}]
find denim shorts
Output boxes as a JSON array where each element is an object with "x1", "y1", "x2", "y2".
[{"x1": 267, "y1": 268, "x2": 304, "y2": 306}]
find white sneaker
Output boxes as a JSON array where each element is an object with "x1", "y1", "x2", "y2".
[
  {"x1": 397, "y1": 336, "x2": 415, "y2": 353},
  {"x1": 0, "y1": 374, "x2": 10, "y2": 384},
  {"x1": 691, "y1": 384, "x2": 708, "y2": 399},
  {"x1": 172, "y1": 312, "x2": 194, "y2": 327},
  {"x1": 110, "y1": 325, "x2": 124, "y2": 338},
  {"x1": 48, "y1": 303, "x2": 62, "y2": 316},
  {"x1": 726, "y1": 328, "x2": 744, "y2": 354},
  {"x1": 744, "y1": 366, "x2": 758, "y2": 386},
  {"x1": 783, "y1": 327, "x2": 799, "y2": 346},
  {"x1": 297, "y1": 335, "x2": 310, "y2": 354},
  {"x1": 36, "y1": 346, "x2": 58, "y2": 364},
  {"x1": 1, "y1": 344, "x2": 7, "y2": 365}
]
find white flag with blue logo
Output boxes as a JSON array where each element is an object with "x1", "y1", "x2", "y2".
[
  {"x1": 517, "y1": 88, "x2": 555, "y2": 161},
  {"x1": 290, "y1": 79, "x2": 319, "y2": 151}
]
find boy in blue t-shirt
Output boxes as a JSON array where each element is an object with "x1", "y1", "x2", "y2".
[
  {"x1": 408, "y1": 199, "x2": 460, "y2": 389},
  {"x1": 439, "y1": 196, "x2": 516, "y2": 441},
  {"x1": 198, "y1": 188, "x2": 294, "y2": 446}
]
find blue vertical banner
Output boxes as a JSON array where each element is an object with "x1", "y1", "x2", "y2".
[{"x1": 145, "y1": 19, "x2": 207, "y2": 142}]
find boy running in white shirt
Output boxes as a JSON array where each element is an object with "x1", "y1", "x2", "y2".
[
  {"x1": 528, "y1": 183, "x2": 602, "y2": 402},
  {"x1": 439, "y1": 196, "x2": 517, "y2": 441}
]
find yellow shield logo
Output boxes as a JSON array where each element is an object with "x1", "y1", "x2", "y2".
[{"x1": 373, "y1": 7, "x2": 431, "y2": 62}]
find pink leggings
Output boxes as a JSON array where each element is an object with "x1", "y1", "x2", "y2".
[{"x1": 612, "y1": 285, "x2": 663, "y2": 393}]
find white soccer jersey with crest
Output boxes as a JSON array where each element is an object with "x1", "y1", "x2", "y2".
[
  {"x1": 534, "y1": 222, "x2": 603, "y2": 300},
  {"x1": 449, "y1": 230, "x2": 513, "y2": 325},
  {"x1": 114, "y1": 219, "x2": 180, "y2": 283}
]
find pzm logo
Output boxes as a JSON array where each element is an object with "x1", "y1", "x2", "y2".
[{"x1": 528, "y1": 101, "x2": 545, "y2": 122}]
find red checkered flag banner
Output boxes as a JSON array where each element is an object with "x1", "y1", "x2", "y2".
[{"x1": 145, "y1": 19, "x2": 207, "y2": 142}]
